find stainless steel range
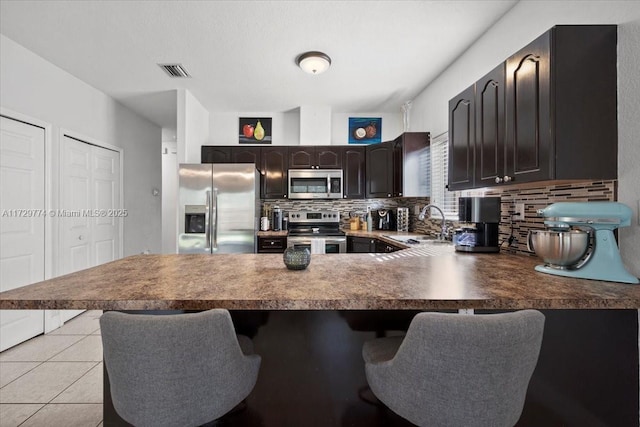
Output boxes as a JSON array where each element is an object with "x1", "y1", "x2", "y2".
[{"x1": 287, "y1": 210, "x2": 346, "y2": 253}]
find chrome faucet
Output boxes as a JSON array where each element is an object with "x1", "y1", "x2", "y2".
[{"x1": 418, "y1": 204, "x2": 447, "y2": 240}]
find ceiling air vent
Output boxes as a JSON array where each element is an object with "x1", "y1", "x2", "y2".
[{"x1": 158, "y1": 63, "x2": 191, "y2": 78}]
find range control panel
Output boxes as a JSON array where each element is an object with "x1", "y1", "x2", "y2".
[{"x1": 288, "y1": 210, "x2": 341, "y2": 224}]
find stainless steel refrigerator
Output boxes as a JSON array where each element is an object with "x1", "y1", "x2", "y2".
[{"x1": 178, "y1": 163, "x2": 259, "y2": 254}]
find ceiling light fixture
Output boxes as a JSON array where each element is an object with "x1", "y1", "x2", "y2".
[{"x1": 296, "y1": 51, "x2": 331, "y2": 75}]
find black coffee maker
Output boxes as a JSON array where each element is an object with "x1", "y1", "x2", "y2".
[
  {"x1": 376, "y1": 209, "x2": 395, "y2": 230},
  {"x1": 455, "y1": 197, "x2": 501, "y2": 253}
]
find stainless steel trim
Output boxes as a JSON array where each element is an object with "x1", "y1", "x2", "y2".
[
  {"x1": 545, "y1": 216, "x2": 621, "y2": 225},
  {"x1": 212, "y1": 188, "x2": 218, "y2": 250},
  {"x1": 205, "y1": 191, "x2": 211, "y2": 249},
  {"x1": 286, "y1": 235, "x2": 347, "y2": 253}
]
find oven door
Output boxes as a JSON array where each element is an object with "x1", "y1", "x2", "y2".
[
  {"x1": 288, "y1": 169, "x2": 343, "y2": 199},
  {"x1": 287, "y1": 236, "x2": 347, "y2": 253}
]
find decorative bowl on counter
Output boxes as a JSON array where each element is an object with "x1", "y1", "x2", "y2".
[
  {"x1": 283, "y1": 246, "x2": 311, "y2": 270},
  {"x1": 528, "y1": 229, "x2": 590, "y2": 267}
]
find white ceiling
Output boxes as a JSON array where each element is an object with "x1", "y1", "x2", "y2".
[{"x1": 0, "y1": 1, "x2": 517, "y2": 129}]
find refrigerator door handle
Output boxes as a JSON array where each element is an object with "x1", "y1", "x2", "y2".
[
  {"x1": 212, "y1": 188, "x2": 219, "y2": 250},
  {"x1": 205, "y1": 190, "x2": 211, "y2": 250}
]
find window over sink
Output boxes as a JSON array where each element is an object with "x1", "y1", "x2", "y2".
[{"x1": 431, "y1": 132, "x2": 458, "y2": 220}]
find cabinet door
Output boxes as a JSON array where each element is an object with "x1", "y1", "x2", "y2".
[
  {"x1": 261, "y1": 147, "x2": 288, "y2": 198},
  {"x1": 366, "y1": 141, "x2": 394, "y2": 198},
  {"x1": 392, "y1": 132, "x2": 430, "y2": 197},
  {"x1": 288, "y1": 147, "x2": 315, "y2": 169},
  {"x1": 343, "y1": 147, "x2": 365, "y2": 199},
  {"x1": 258, "y1": 236, "x2": 287, "y2": 253},
  {"x1": 232, "y1": 147, "x2": 261, "y2": 169},
  {"x1": 347, "y1": 236, "x2": 375, "y2": 253},
  {"x1": 201, "y1": 146, "x2": 231, "y2": 163},
  {"x1": 448, "y1": 85, "x2": 475, "y2": 190},
  {"x1": 475, "y1": 64, "x2": 505, "y2": 188},
  {"x1": 316, "y1": 147, "x2": 342, "y2": 169},
  {"x1": 505, "y1": 31, "x2": 551, "y2": 183}
]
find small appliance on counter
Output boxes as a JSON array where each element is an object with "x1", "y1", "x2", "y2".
[
  {"x1": 528, "y1": 202, "x2": 638, "y2": 284},
  {"x1": 455, "y1": 196, "x2": 501, "y2": 253},
  {"x1": 376, "y1": 209, "x2": 395, "y2": 230},
  {"x1": 272, "y1": 205, "x2": 283, "y2": 231}
]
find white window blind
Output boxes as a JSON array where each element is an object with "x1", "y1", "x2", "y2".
[{"x1": 430, "y1": 132, "x2": 458, "y2": 220}]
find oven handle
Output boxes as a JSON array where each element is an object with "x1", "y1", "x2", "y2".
[{"x1": 288, "y1": 237, "x2": 346, "y2": 245}]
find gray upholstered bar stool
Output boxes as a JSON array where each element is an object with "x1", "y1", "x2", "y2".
[
  {"x1": 100, "y1": 309, "x2": 261, "y2": 427},
  {"x1": 362, "y1": 310, "x2": 545, "y2": 427}
]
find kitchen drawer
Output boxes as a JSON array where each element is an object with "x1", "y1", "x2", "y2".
[{"x1": 258, "y1": 236, "x2": 287, "y2": 253}]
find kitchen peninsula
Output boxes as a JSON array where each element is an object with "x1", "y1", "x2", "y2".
[
  {"x1": 1, "y1": 247, "x2": 638, "y2": 310},
  {"x1": 1, "y1": 248, "x2": 638, "y2": 426}
]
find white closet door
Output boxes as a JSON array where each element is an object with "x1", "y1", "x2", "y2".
[
  {"x1": 60, "y1": 136, "x2": 121, "y2": 322},
  {"x1": 60, "y1": 136, "x2": 92, "y2": 276},
  {"x1": 91, "y1": 145, "x2": 120, "y2": 265},
  {"x1": 0, "y1": 116, "x2": 45, "y2": 351}
]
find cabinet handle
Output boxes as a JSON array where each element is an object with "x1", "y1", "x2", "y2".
[
  {"x1": 284, "y1": 195, "x2": 287, "y2": 198},
  {"x1": 270, "y1": 241, "x2": 275, "y2": 245},
  {"x1": 495, "y1": 177, "x2": 504, "y2": 184},
  {"x1": 504, "y1": 175, "x2": 512, "y2": 183},
  {"x1": 387, "y1": 193, "x2": 392, "y2": 197}
]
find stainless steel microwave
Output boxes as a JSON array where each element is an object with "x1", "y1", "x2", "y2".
[{"x1": 288, "y1": 169, "x2": 343, "y2": 199}]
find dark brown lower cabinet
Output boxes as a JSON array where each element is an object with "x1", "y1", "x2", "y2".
[
  {"x1": 347, "y1": 236, "x2": 376, "y2": 253},
  {"x1": 257, "y1": 236, "x2": 287, "y2": 253}
]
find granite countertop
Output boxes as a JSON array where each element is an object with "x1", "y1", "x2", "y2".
[
  {"x1": 256, "y1": 230, "x2": 288, "y2": 237},
  {"x1": 1, "y1": 246, "x2": 639, "y2": 310}
]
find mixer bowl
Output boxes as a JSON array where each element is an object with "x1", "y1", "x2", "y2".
[{"x1": 528, "y1": 229, "x2": 590, "y2": 267}]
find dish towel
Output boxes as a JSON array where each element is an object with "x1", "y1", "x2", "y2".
[{"x1": 311, "y1": 239, "x2": 326, "y2": 254}]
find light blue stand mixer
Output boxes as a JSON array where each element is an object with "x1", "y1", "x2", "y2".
[{"x1": 529, "y1": 202, "x2": 639, "y2": 284}]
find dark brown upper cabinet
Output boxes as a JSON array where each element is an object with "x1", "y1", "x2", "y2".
[
  {"x1": 392, "y1": 132, "x2": 430, "y2": 197},
  {"x1": 201, "y1": 146, "x2": 231, "y2": 163},
  {"x1": 505, "y1": 25, "x2": 617, "y2": 184},
  {"x1": 288, "y1": 147, "x2": 342, "y2": 169},
  {"x1": 231, "y1": 147, "x2": 261, "y2": 168},
  {"x1": 475, "y1": 63, "x2": 505, "y2": 188},
  {"x1": 449, "y1": 25, "x2": 617, "y2": 191},
  {"x1": 365, "y1": 141, "x2": 394, "y2": 198},
  {"x1": 448, "y1": 85, "x2": 475, "y2": 191},
  {"x1": 261, "y1": 147, "x2": 288, "y2": 199},
  {"x1": 342, "y1": 147, "x2": 365, "y2": 199}
]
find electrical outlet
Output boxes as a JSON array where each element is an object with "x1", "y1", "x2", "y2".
[{"x1": 514, "y1": 203, "x2": 525, "y2": 220}]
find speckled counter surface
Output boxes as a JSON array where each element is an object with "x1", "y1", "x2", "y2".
[{"x1": 1, "y1": 247, "x2": 639, "y2": 310}]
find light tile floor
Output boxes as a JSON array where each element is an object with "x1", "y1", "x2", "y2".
[{"x1": 0, "y1": 311, "x2": 104, "y2": 427}]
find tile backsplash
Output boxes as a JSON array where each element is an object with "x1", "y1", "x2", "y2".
[
  {"x1": 483, "y1": 180, "x2": 616, "y2": 256},
  {"x1": 264, "y1": 180, "x2": 617, "y2": 257}
]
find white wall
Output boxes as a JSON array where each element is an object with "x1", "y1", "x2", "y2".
[
  {"x1": 299, "y1": 105, "x2": 331, "y2": 146},
  {"x1": 207, "y1": 109, "x2": 403, "y2": 148},
  {"x1": 409, "y1": 1, "x2": 640, "y2": 276},
  {"x1": 177, "y1": 89, "x2": 209, "y2": 164},
  {"x1": 0, "y1": 34, "x2": 162, "y2": 258},
  {"x1": 161, "y1": 127, "x2": 177, "y2": 254}
]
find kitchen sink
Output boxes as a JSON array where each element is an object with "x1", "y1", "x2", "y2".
[{"x1": 383, "y1": 235, "x2": 451, "y2": 245}]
